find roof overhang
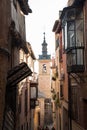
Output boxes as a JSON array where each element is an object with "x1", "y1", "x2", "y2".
[
  {"x1": 52, "y1": 20, "x2": 59, "y2": 32},
  {"x1": 7, "y1": 62, "x2": 32, "y2": 87},
  {"x1": 18, "y1": 0, "x2": 32, "y2": 15},
  {"x1": 52, "y1": 20, "x2": 61, "y2": 34},
  {"x1": 73, "y1": 0, "x2": 85, "y2": 6},
  {"x1": 60, "y1": 0, "x2": 85, "y2": 19}
]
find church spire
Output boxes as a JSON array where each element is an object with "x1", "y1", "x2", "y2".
[
  {"x1": 42, "y1": 32, "x2": 47, "y2": 56},
  {"x1": 43, "y1": 32, "x2": 46, "y2": 42},
  {"x1": 39, "y1": 32, "x2": 51, "y2": 59}
]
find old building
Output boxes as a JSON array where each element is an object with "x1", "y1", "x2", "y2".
[
  {"x1": 18, "y1": 43, "x2": 37, "y2": 130},
  {"x1": 0, "y1": 0, "x2": 32, "y2": 130},
  {"x1": 52, "y1": 18, "x2": 68, "y2": 130},
  {"x1": 38, "y1": 33, "x2": 53, "y2": 128},
  {"x1": 52, "y1": 0, "x2": 87, "y2": 130}
]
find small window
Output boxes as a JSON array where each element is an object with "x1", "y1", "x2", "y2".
[{"x1": 42, "y1": 64, "x2": 47, "y2": 73}]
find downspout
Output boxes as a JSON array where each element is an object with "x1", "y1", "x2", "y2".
[{"x1": 68, "y1": 73, "x2": 72, "y2": 130}]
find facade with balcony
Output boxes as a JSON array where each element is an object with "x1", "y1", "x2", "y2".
[
  {"x1": 52, "y1": 0, "x2": 87, "y2": 130},
  {"x1": 52, "y1": 18, "x2": 68, "y2": 130}
]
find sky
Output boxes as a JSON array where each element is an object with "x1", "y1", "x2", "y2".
[{"x1": 25, "y1": 0, "x2": 68, "y2": 59}]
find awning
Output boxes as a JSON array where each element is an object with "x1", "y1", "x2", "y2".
[{"x1": 7, "y1": 62, "x2": 32, "y2": 87}]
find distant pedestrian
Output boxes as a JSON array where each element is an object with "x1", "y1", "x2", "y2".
[
  {"x1": 42, "y1": 127, "x2": 45, "y2": 130},
  {"x1": 38, "y1": 126, "x2": 42, "y2": 130},
  {"x1": 45, "y1": 126, "x2": 49, "y2": 130},
  {"x1": 51, "y1": 126, "x2": 55, "y2": 130}
]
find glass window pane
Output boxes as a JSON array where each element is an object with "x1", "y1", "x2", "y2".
[
  {"x1": 31, "y1": 87, "x2": 36, "y2": 99},
  {"x1": 67, "y1": 50, "x2": 76, "y2": 66},
  {"x1": 68, "y1": 31, "x2": 75, "y2": 47},
  {"x1": 72, "y1": 50, "x2": 76, "y2": 65},
  {"x1": 65, "y1": 22, "x2": 67, "y2": 49},
  {"x1": 68, "y1": 22, "x2": 74, "y2": 30},
  {"x1": 76, "y1": 20, "x2": 83, "y2": 46},
  {"x1": 67, "y1": 21, "x2": 75, "y2": 48},
  {"x1": 77, "y1": 49, "x2": 83, "y2": 65},
  {"x1": 42, "y1": 64, "x2": 47, "y2": 73}
]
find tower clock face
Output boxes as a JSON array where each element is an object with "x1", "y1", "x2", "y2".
[{"x1": 42, "y1": 64, "x2": 47, "y2": 73}]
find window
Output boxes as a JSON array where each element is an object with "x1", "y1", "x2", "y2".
[
  {"x1": 30, "y1": 87, "x2": 37, "y2": 99},
  {"x1": 61, "y1": 6, "x2": 84, "y2": 72},
  {"x1": 67, "y1": 21, "x2": 75, "y2": 48},
  {"x1": 62, "y1": 7, "x2": 84, "y2": 51},
  {"x1": 42, "y1": 64, "x2": 47, "y2": 73}
]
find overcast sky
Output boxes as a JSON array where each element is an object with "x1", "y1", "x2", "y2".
[{"x1": 25, "y1": 0, "x2": 68, "y2": 59}]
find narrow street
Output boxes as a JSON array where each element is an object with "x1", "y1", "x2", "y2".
[{"x1": 0, "y1": 0, "x2": 87, "y2": 130}]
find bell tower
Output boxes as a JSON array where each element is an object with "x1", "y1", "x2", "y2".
[
  {"x1": 38, "y1": 33, "x2": 53, "y2": 127},
  {"x1": 42, "y1": 32, "x2": 47, "y2": 56},
  {"x1": 39, "y1": 32, "x2": 50, "y2": 60}
]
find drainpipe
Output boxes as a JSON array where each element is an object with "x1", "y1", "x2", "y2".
[{"x1": 68, "y1": 73, "x2": 72, "y2": 130}]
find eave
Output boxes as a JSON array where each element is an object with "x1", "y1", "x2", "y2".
[
  {"x1": 73, "y1": 0, "x2": 85, "y2": 6},
  {"x1": 55, "y1": 21, "x2": 61, "y2": 34},
  {"x1": 60, "y1": 0, "x2": 85, "y2": 19},
  {"x1": 52, "y1": 20, "x2": 59, "y2": 32},
  {"x1": 18, "y1": 0, "x2": 32, "y2": 15}
]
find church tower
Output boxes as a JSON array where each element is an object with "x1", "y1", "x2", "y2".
[
  {"x1": 39, "y1": 32, "x2": 50, "y2": 59},
  {"x1": 38, "y1": 33, "x2": 53, "y2": 127}
]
